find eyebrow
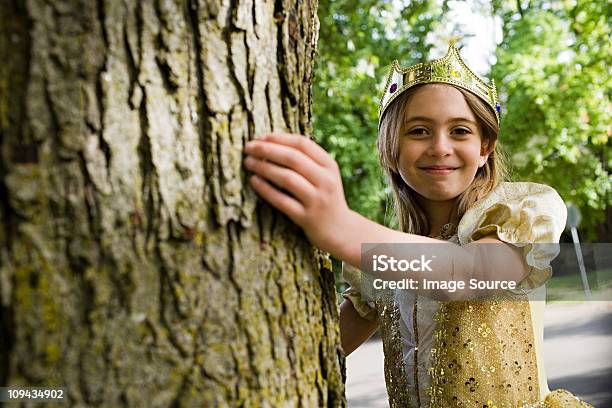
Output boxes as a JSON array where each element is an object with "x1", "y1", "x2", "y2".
[{"x1": 404, "y1": 116, "x2": 477, "y2": 125}]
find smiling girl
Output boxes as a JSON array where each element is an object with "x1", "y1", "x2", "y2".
[{"x1": 242, "y1": 44, "x2": 591, "y2": 407}]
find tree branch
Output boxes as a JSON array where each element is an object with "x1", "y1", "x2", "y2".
[{"x1": 516, "y1": 0, "x2": 524, "y2": 18}]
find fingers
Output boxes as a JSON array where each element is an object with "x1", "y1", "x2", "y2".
[
  {"x1": 244, "y1": 156, "x2": 317, "y2": 203},
  {"x1": 244, "y1": 139, "x2": 328, "y2": 187},
  {"x1": 255, "y1": 133, "x2": 337, "y2": 170},
  {"x1": 249, "y1": 175, "x2": 305, "y2": 223}
]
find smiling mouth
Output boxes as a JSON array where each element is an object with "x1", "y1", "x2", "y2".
[{"x1": 419, "y1": 167, "x2": 458, "y2": 175}]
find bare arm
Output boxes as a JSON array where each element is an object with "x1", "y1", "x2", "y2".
[
  {"x1": 244, "y1": 134, "x2": 528, "y2": 295},
  {"x1": 339, "y1": 299, "x2": 379, "y2": 356}
]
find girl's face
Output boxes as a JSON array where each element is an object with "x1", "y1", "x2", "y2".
[{"x1": 397, "y1": 84, "x2": 490, "y2": 202}]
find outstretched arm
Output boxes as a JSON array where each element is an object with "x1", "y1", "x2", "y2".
[{"x1": 243, "y1": 133, "x2": 528, "y2": 297}]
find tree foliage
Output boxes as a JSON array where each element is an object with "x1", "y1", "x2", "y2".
[{"x1": 491, "y1": 0, "x2": 611, "y2": 239}]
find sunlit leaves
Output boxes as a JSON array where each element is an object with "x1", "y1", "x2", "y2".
[{"x1": 492, "y1": 0, "x2": 610, "y2": 239}]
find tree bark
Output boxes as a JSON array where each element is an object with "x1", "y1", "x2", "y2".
[{"x1": 0, "y1": 0, "x2": 345, "y2": 406}]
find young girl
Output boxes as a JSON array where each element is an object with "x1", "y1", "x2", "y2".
[{"x1": 243, "y1": 44, "x2": 591, "y2": 407}]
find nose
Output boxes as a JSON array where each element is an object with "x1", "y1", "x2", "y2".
[{"x1": 427, "y1": 133, "x2": 453, "y2": 157}]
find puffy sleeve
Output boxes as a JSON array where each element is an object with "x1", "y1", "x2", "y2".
[
  {"x1": 457, "y1": 182, "x2": 567, "y2": 291},
  {"x1": 341, "y1": 262, "x2": 378, "y2": 322}
]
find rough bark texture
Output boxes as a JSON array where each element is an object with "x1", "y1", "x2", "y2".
[{"x1": 0, "y1": 0, "x2": 345, "y2": 406}]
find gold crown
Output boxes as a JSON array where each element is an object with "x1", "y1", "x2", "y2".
[{"x1": 378, "y1": 43, "x2": 501, "y2": 128}]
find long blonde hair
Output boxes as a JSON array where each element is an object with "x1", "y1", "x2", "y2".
[{"x1": 377, "y1": 83, "x2": 509, "y2": 235}]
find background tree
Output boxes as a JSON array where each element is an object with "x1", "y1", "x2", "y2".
[
  {"x1": 491, "y1": 0, "x2": 610, "y2": 240},
  {"x1": 0, "y1": 0, "x2": 345, "y2": 406}
]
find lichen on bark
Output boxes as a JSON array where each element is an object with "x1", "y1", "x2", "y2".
[{"x1": 0, "y1": 0, "x2": 345, "y2": 406}]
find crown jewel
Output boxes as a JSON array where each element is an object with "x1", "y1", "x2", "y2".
[{"x1": 378, "y1": 43, "x2": 501, "y2": 128}]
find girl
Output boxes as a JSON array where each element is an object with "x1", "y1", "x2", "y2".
[{"x1": 243, "y1": 44, "x2": 591, "y2": 407}]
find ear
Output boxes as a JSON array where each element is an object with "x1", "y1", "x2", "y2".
[{"x1": 479, "y1": 139, "x2": 496, "y2": 168}]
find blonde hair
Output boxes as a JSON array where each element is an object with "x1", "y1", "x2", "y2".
[{"x1": 377, "y1": 83, "x2": 509, "y2": 235}]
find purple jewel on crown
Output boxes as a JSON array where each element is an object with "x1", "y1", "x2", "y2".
[
  {"x1": 390, "y1": 83, "x2": 397, "y2": 93},
  {"x1": 495, "y1": 102, "x2": 501, "y2": 113}
]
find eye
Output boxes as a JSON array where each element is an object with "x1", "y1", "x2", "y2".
[
  {"x1": 452, "y1": 127, "x2": 471, "y2": 135},
  {"x1": 407, "y1": 127, "x2": 429, "y2": 136}
]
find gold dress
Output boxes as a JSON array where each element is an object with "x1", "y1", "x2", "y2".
[{"x1": 342, "y1": 182, "x2": 593, "y2": 408}]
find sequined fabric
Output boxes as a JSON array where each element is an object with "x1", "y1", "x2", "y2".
[
  {"x1": 376, "y1": 294, "x2": 414, "y2": 407},
  {"x1": 429, "y1": 300, "x2": 541, "y2": 407}
]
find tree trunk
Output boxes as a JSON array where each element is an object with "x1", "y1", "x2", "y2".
[{"x1": 0, "y1": 0, "x2": 345, "y2": 406}]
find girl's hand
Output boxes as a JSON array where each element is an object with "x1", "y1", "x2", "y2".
[{"x1": 243, "y1": 133, "x2": 352, "y2": 253}]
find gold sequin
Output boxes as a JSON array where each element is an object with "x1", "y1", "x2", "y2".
[
  {"x1": 376, "y1": 295, "x2": 415, "y2": 407},
  {"x1": 429, "y1": 300, "x2": 541, "y2": 407}
]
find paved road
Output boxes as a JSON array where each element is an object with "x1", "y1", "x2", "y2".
[{"x1": 346, "y1": 302, "x2": 612, "y2": 407}]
